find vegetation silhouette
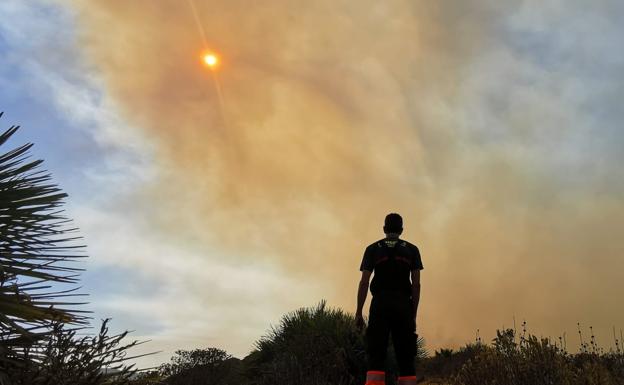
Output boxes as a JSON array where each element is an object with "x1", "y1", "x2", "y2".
[
  {"x1": 157, "y1": 348, "x2": 244, "y2": 385},
  {"x1": 142, "y1": 316, "x2": 624, "y2": 385},
  {"x1": 0, "y1": 116, "x2": 87, "y2": 345},
  {"x1": 0, "y1": 116, "x2": 145, "y2": 385},
  {"x1": 136, "y1": 300, "x2": 425, "y2": 385},
  {"x1": 453, "y1": 325, "x2": 624, "y2": 385}
]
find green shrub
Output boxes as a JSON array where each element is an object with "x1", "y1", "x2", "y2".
[
  {"x1": 244, "y1": 300, "x2": 426, "y2": 385},
  {"x1": 245, "y1": 300, "x2": 367, "y2": 385}
]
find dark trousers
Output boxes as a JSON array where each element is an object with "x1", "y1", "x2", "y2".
[{"x1": 366, "y1": 290, "x2": 416, "y2": 376}]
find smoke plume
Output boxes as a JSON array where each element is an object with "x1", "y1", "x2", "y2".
[{"x1": 68, "y1": 0, "x2": 624, "y2": 351}]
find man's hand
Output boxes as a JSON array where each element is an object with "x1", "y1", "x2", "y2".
[{"x1": 355, "y1": 313, "x2": 365, "y2": 332}]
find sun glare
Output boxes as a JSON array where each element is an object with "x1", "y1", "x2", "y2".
[{"x1": 203, "y1": 53, "x2": 219, "y2": 69}]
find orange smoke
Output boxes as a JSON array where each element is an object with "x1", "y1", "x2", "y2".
[{"x1": 66, "y1": 0, "x2": 624, "y2": 352}]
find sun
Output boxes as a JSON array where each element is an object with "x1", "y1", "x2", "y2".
[{"x1": 202, "y1": 53, "x2": 219, "y2": 69}]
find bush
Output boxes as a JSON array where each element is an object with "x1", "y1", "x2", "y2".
[
  {"x1": 159, "y1": 348, "x2": 231, "y2": 377},
  {"x1": 156, "y1": 348, "x2": 245, "y2": 385},
  {"x1": 246, "y1": 300, "x2": 368, "y2": 385},
  {"x1": 420, "y1": 344, "x2": 485, "y2": 381},
  {"x1": 2, "y1": 319, "x2": 141, "y2": 385},
  {"x1": 163, "y1": 357, "x2": 244, "y2": 385}
]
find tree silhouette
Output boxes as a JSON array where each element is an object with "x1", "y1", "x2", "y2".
[{"x1": 0, "y1": 113, "x2": 88, "y2": 366}]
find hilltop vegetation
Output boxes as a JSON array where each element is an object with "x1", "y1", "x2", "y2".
[
  {"x1": 133, "y1": 300, "x2": 423, "y2": 385},
  {"x1": 129, "y1": 302, "x2": 624, "y2": 385}
]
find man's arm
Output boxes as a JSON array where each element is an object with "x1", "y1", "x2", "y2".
[
  {"x1": 355, "y1": 270, "x2": 371, "y2": 330},
  {"x1": 411, "y1": 269, "x2": 421, "y2": 321}
]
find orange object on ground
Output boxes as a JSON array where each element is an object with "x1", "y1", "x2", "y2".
[{"x1": 365, "y1": 370, "x2": 385, "y2": 385}]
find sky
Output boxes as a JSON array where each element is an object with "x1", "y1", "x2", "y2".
[{"x1": 1, "y1": 0, "x2": 623, "y2": 368}]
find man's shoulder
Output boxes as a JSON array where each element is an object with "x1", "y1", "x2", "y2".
[
  {"x1": 366, "y1": 238, "x2": 387, "y2": 249},
  {"x1": 398, "y1": 239, "x2": 420, "y2": 252},
  {"x1": 365, "y1": 238, "x2": 419, "y2": 246}
]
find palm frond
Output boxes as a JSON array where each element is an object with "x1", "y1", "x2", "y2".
[{"x1": 0, "y1": 119, "x2": 89, "y2": 361}]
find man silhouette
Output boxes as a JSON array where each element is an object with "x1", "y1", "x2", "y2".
[{"x1": 356, "y1": 213, "x2": 423, "y2": 385}]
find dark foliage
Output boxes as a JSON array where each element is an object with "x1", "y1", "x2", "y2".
[
  {"x1": 243, "y1": 300, "x2": 367, "y2": 385},
  {"x1": 453, "y1": 328, "x2": 624, "y2": 385},
  {"x1": 0, "y1": 117, "x2": 145, "y2": 384},
  {"x1": 164, "y1": 357, "x2": 245, "y2": 385},
  {"x1": 0, "y1": 119, "x2": 88, "y2": 367},
  {"x1": 129, "y1": 304, "x2": 624, "y2": 385},
  {"x1": 419, "y1": 344, "x2": 485, "y2": 382},
  {"x1": 158, "y1": 347, "x2": 231, "y2": 377},
  {"x1": 3, "y1": 318, "x2": 142, "y2": 385}
]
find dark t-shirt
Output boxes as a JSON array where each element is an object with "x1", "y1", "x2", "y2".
[{"x1": 359, "y1": 237, "x2": 423, "y2": 296}]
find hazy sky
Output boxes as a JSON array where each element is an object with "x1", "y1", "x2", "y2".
[{"x1": 1, "y1": 0, "x2": 623, "y2": 367}]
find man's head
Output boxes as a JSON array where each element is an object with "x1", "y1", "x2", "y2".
[{"x1": 383, "y1": 213, "x2": 403, "y2": 237}]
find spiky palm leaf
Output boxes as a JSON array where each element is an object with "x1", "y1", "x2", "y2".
[{"x1": 0, "y1": 115, "x2": 89, "y2": 362}]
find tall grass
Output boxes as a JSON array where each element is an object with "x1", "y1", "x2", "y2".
[{"x1": 453, "y1": 325, "x2": 624, "y2": 385}]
